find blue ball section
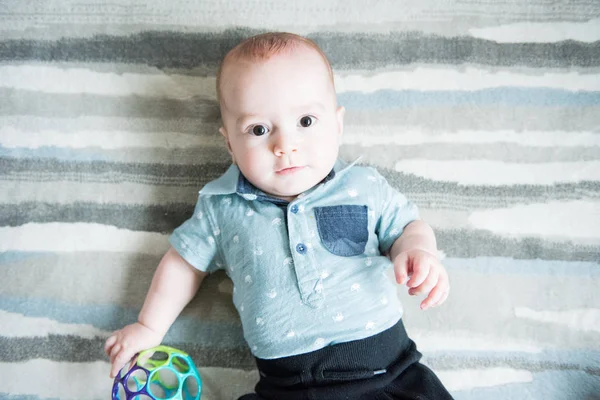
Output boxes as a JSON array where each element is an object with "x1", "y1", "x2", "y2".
[{"x1": 112, "y1": 345, "x2": 202, "y2": 400}]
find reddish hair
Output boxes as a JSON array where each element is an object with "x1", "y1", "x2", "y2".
[{"x1": 216, "y1": 32, "x2": 334, "y2": 103}]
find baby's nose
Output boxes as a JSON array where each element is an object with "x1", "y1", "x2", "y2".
[{"x1": 273, "y1": 132, "x2": 298, "y2": 155}]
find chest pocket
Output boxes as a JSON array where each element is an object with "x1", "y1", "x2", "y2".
[{"x1": 314, "y1": 205, "x2": 368, "y2": 257}]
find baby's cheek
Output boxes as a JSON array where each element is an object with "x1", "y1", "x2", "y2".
[
  {"x1": 315, "y1": 135, "x2": 340, "y2": 160},
  {"x1": 240, "y1": 150, "x2": 268, "y2": 174}
]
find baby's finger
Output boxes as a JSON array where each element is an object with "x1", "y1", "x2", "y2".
[
  {"x1": 104, "y1": 335, "x2": 117, "y2": 355},
  {"x1": 393, "y1": 252, "x2": 410, "y2": 285},
  {"x1": 111, "y1": 349, "x2": 134, "y2": 379},
  {"x1": 428, "y1": 274, "x2": 450, "y2": 308},
  {"x1": 432, "y1": 286, "x2": 450, "y2": 308},
  {"x1": 409, "y1": 269, "x2": 439, "y2": 297},
  {"x1": 420, "y1": 282, "x2": 445, "y2": 310},
  {"x1": 406, "y1": 257, "x2": 430, "y2": 288},
  {"x1": 109, "y1": 343, "x2": 121, "y2": 364}
]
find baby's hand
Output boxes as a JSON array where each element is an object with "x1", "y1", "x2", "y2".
[
  {"x1": 393, "y1": 249, "x2": 449, "y2": 310},
  {"x1": 104, "y1": 322, "x2": 164, "y2": 379}
]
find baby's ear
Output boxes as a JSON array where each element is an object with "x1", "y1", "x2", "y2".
[{"x1": 219, "y1": 127, "x2": 236, "y2": 164}]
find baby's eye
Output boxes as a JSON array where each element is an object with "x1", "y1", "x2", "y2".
[
  {"x1": 299, "y1": 116, "x2": 315, "y2": 128},
  {"x1": 250, "y1": 125, "x2": 268, "y2": 136}
]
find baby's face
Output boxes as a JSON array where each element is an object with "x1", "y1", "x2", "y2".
[{"x1": 219, "y1": 46, "x2": 344, "y2": 202}]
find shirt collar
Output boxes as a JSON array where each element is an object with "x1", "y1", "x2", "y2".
[{"x1": 199, "y1": 157, "x2": 362, "y2": 200}]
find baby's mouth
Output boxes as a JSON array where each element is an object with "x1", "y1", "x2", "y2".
[{"x1": 276, "y1": 166, "x2": 305, "y2": 175}]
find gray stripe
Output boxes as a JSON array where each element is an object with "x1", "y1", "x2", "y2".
[
  {"x1": 5, "y1": 59, "x2": 600, "y2": 79},
  {"x1": 345, "y1": 106, "x2": 600, "y2": 132},
  {"x1": 377, "y1": 165, "x2": 600, "y2": 201},
  {"x1": 0, "y1": 158, "x2": 229, "y2": 186},
  {"x1": 1, "y1": 32, "x2": 599, "y2": 69},
  {"x1": 0, "y1": 88, "x2": 221, "y2": 120},
  {"x1": 1, "y1": 253, "x2": 236, "y2": 311},
  {"x1": 1, "y1": 336, "x2": 597, "y2": 375},
  {"x1": 1, "y1": 202, "x2": 598, "y2": 260},
  {"x1": 1, "y1": 0, "x2": 599, "y2": 42},
  {"x1": 3, "y1": 158, "x2": 600, "y2": 200},
  {"x1": 3, "y1": 106, "x2": 600, "y2": 134},
  {"x1": 0, "y1": 201, "x2": 466, "y2": 232},
  {"x1": 0, "y1": 252, "x2": 161, "y2": 305},
  {"x1": 436, "y1": 228, "x2": 599, "y2": 261},
  {"x1": 0, "y1": 201, "x2": 192, "y2": 233},
  {"x1": 4, "y1": 180, "x2": 597, "y2": 210},
  {"x1": 317, "y1": 33, "x2": 600, "y2": 69},
  {"x1": 1, "y1": 17, "x2": 598, "y2": 42},
  {"x1": 0, "y1": 336, "x2": 255, "y2": 370}
]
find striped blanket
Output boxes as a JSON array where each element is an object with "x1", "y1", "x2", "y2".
[{"x1": 1, "y1": 1, "x2": 599, "y2": 399}]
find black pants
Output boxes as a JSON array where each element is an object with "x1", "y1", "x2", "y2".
[{"x1": 238, "y1": 319, "x2": 453, "y2": 400}]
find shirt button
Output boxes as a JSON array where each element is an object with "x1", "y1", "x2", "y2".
[
  {"x1": 290, "y1": 204, "x2": 299, "y2": 214},
  {"x1": 296, "y1": 243, "x2": 307, "y2": 254}
]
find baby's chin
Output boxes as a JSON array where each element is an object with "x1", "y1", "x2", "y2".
[{"x1": 266, "y1": 181, "x2": 321, "y2": 201}]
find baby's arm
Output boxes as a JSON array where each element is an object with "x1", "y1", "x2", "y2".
[
  {"x1": 104, "y1": 246, "x2": 208, "y2": 378},
  {"x1": 388, "y1": 220, "x2": 449, "y2": 310}
]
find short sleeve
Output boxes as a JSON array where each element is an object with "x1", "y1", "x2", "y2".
[
  {"x1": 169, "y1": 195, "x2": 220, "y2": 273},
  {"x1": 371, "y1": 168, "x2": 420, "y2": 254}
]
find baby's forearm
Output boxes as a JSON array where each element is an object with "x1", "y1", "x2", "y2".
[
  {"x1": 137, "y1": 247, "x2": 207, "y2": 336},
  {"x1": 388, "y1": 220, "x2": 438, "y2": 260}
]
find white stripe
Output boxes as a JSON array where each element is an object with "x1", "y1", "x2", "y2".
[
  {"x1": 514, "y1": 307, "x2": 600, "y2": 333},
  {"x1": 411, "y1": 330, "x2": 542, "y2": 353},
  {"x1": 2, "y1": 65, "x2": 600, "y2": 98},
  {"x1": 436, "y1": 368, "x2": 533, "y2": 392},
  {"x1": 420, "y1": 209, "x2": 472, "y2": 229},
  {"x1": 394, "y1": 160, "x2": 600, "y2": 185},
  {"x1": 468, "y1": 200, "x2": 600, "y2": 240},
  {"x1": 344, "y1": 127, "x2": 600, "y2": 148},
  {"x1": 0, "y1": 310, "x2": 111, "y2": 339},
  {"x1": 0, "y1": 115, "x2": 210, "y2": 133},
  {"x1": 0, "y1": 1, "x2": 427, "y2": 32},
  {"x1": 0, "y1": 126, "x2": 220, "y2": 149},
  {"x1": 0, "y1": 223, "x2": 170, "y2": 254},
  {"x1": 469, "y1": 19, "x2": 600, "y2": 43},
  {"x1": 0, "y1": 1, "x2": 595, "y2": 36},
  {"x1": 0, "y1": 360, "x2": 256, "y2": 399},
  {"x1": 5, "y1": 125, "x2": 600, "y2": 150},
  {"x1": 336, "y1": 67, "x2": 600, "y2": 93},
  {"x1": 0, "y1": 360, "x2": 112, "y2": 398},
  {"x1": 0, "y1": 181, "x2": 200, "y2": 205},
  {"x1": 0, "y1": 65, "x2": 217, "y2": 99}
]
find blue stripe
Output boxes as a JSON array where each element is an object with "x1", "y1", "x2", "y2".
[
  {"x1": 338, "y1": 88, "x2": 600, "y2": 109},
  {"x1": 0, "y1": 252, "x2": 52, "y2": 263},
  {"x1": 0, "y1": 146, "x2": 106, "y2": 161},
  {"x1": 0, "y1": 295, "x2": 244, "y2": 347},
  {"x1": 444, "y1": 257, "x2": 600, "y2": 277}
]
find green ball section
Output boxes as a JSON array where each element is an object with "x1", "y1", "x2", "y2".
[{"x1": 135, "y1": 345, "x2": 202, "y2": 400}]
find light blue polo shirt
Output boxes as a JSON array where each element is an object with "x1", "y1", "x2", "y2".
[{"x1": 169, "y1": 158, "x2": 419, "y2": 359}]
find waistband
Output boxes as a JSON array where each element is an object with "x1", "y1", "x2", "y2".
[{"x1": 254, "y1": 318, "x2": 420, "y2": 389}]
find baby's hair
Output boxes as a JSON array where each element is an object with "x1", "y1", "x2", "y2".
[{"x1": 216, "y1": 32, "x2": 335, "y2": 103}]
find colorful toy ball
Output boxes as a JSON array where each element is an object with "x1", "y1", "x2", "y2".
[{"x1": 112, "y1": 345, "x2": 202, "y2": 400}]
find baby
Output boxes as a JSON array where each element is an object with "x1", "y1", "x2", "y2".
[{"x1": 105, "y1": 32, "x2": 452, "y2": 399}]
